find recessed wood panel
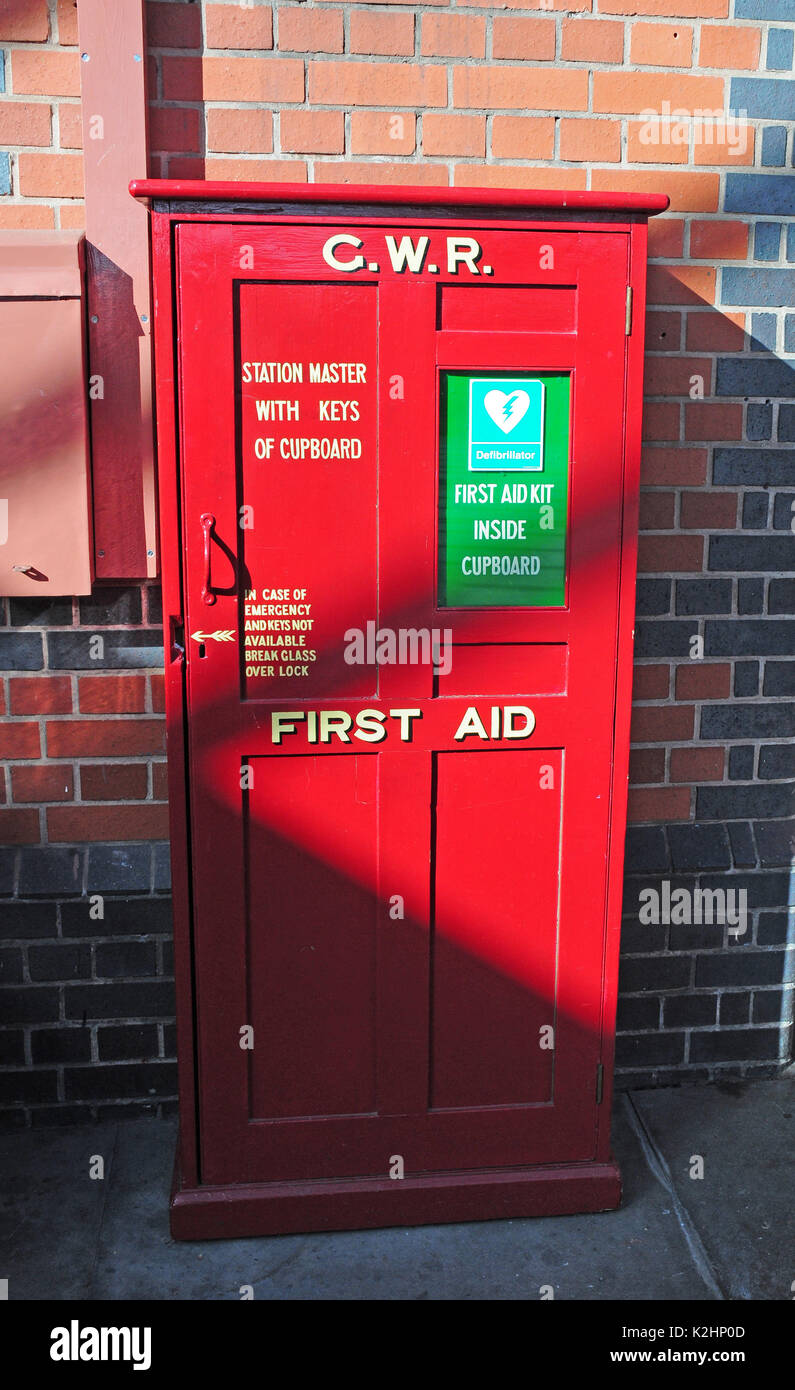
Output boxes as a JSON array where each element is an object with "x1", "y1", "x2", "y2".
[
  {"x1": 440, "y1": 285, "x2": 576, "y2": 335},
  {"x1": 436, "y1": 644, "x2": 567, "y2": 696},
  {"x1": 431, "y1": 749, "x2": 562, "y2": 1110},
  {"x1": 246, "y1": 753, "x2": 378, "y2": 1120},
  {"x1": 238, "y1": 281, "x2": 378, "y2": 701}
]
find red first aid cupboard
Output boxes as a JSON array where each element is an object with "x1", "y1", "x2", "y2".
[{"x1": 133, "y1": 181, "x2": 667, "y2": 1240}]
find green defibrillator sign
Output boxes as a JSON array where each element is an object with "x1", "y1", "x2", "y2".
[
  {"x1": 439, "y1": 371, "x2": 571, "y2": 608},
  {"x1": 468, "y1": 378, "x2": 545, "y2": 472}
]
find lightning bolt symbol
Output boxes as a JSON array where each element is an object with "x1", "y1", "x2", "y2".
[{"x1": 502, "y1": 393, "x2": 521, "y2": 423}]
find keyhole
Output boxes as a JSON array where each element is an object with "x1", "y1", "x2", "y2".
[{"x1": 198, "y1": 643, "x2": 206, "y2": 659}]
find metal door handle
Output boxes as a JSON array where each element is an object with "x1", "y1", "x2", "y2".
[{"x1": 200, "y1": 513, "x2": 217, "y2": 605}]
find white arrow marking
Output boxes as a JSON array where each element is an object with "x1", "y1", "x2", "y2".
[{"x1": 191, "y1": 630, "x2": 235, "y2": 643}]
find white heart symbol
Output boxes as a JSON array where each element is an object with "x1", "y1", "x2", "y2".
[{"x1": 483, "y1": 389, "x2": 531, "y2": 435}]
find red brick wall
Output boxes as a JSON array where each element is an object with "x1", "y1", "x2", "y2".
[{"x1": 1, "y1": 591, "x2": 167, "y2": 851}]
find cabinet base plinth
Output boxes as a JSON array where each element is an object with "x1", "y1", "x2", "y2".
[{"x1": 170, "y1": 1151, "x2": 621, "y2": 1241}]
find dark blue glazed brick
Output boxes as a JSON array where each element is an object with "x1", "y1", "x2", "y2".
[
  {"x1": 617, "y1": 996, "x2": 661, "y2": 1031},
  {"x1": 720, "y1": 993, "x2": 752, "y2": 1025},
  {"x1": 757, "y1": 913, "x2": 792, "y2": 946},
  {"x1": 618, "y1": 957, "x2": 691, "y2": 995},
  {"x1": 674, "y1": 578, "x2": 731, "y2": 615},
  {"x1": 736, "y1": 0, "x2": 795, "y2": 16},
  {"x1": 758, "y1": 742, "x2": 795, "y2": 778},
  {"x1": 729, "y1": 80, "x2": 793, "y2": 122},
  {"x1": 635, "y1": 621, "x2": 698, "y2": 658},
  {"x1": 690, "y1": 1029, "x2": 781, "y2": 1063},
  {"x1": 28, "y1": 942, "x2": 91, "y2": 982},
  {"x1": 666, "y1": 918, "x2": 732, "y2": 954},
  {"x1": 761, "y1": 126, "x2": 787, "y2": 166},
  {"x1": 663, "y1": 996, "x2": 717, "y2": 1029},
  {"x1": 754, "y1": 820, "x2": 795, "y2": 868},
  {"x1": 750, "y1": 314, "x2": 778, "y2": 353},
  {"x1": 78, "y1": 588, "x2": 142, "y2": 626},
  {"x1": 0, "y1": 154, "x2": 10, "y2": 197},
  {"x1": 709, "y1": 536, "x2": 795, "y2": 571},
  {"x1": 752, "y1": 990, "x2": 786, "y2": 1025},
  {"x1": 785, "y1": 315, "x2": 795, "y2": 352},
  {"x1": 716, "y1": 357, "x2": 795, "y2": 397},
  {"x1": 734, "y1": 660, "x2": 760, "y2": 697},
  {"x1": 711, "y1": 867, "x2": 789, "y2": 911},
  {"x1": 86, "y1": 845, "x2": 152, "y2": 894},
  {"x1": 1, "y1": 1031, "x2": 26, "y2": 1068},
  {"x1": 728, "y1": 820, "x2": 757, "y2": 869},
  {"x1": 0, "y1": 988, "x2": 59, "y2": 1026},
  {"x1": 64, "y1": 1061, "x2": 177, "y2": 1103},
  {"x1": 47, "y1": 630, "x2": 165, "y2": 670},
  {"x1": 619, "y1": 919, "x2": 667, "y2": 954},
  {"x1": 146, "y1": 586, "x2": 163, "y2": 625},
  {"x1": 773, "y1": 492, "x2": 795, "y2": 528},
  {"x1": 696, "y1": 783, "x2": 793, "y2": 820},
  {"x1": 763, "y1": 661, "x2": 795, "y2": 696},
  {"x1": 10, "y1": 598, "x2": 72, "y2": 627},
  {"x1": 713, "y1": 448, "x2": 795, "y2": 486},
  {"x1": 0, "y1": 53, "x2": 5, "y2": 94},
  {"x1": 778, "y1": 404, "x2": 795, "y2": 441},
  {"x1": 668, "y1": 823, "x2": 732, "y2": 872},
  {"x1": 61, "y1": 896, "x2": 172, "y2": 938},
  {"x1": 721, "y1": 266, "x2": 795, "y2": 305},
  {"x1": 737, "y1": 578, "x2": 764, "y2": 614},
  {"x1": 31, "y1": 1028, "x2": 91, "y2": 1066},
  {"x1": 767, "y1": 28, "x2": 794, "y2": 69},
  {"x1": 0, "y1": 850, "x2": 15, "y2": 897},
  {"x1": 635, "y1": 578, "x2": 671, "y2": 616},
  {"x1": 741, "y1": 492, "x2": 769, "y2": 528},
  {"x1": 701, "y1": 701, "x2": 795, "y2": 739},
  {"x1": 153, "y1": 844, "x2": 172, "y2": 893},
  {"x1": 0, "y1": 902, "x2": 57, "y2": 939},
  {"x1": 95, "y1": 941, "x2": 158, "y2": 979},
  {"x1": 0, "y1": 947, "x2": 24, "y2": 984},
  {"x1": 768, "y1": 578, "x2": 795, "y2": 613},
  {"x1": 0, "y1": 1070, "x2": 59, "y2": 1105},
  {"x1": 706, "y1": 619, "x2": 795, "y2": 656},
  {"x1": 18, "y1": 848, "x2": 85, "y2": 898},
  {"x1": 615, "y1": 1033, "x2": 686, "y2": 1069},
  {"x1": 64, "y1": 981, "x2": 176, "y2": 1022},
  {"x1": 754, "y1": 221, "x2": 782, "y2": 260},
  {"x1": 0, "y1": 632, "x2": 44, "y2": 671},
  {"x1": 746, "y1": 403, "x2": 773, "y2": 441},
  {"x1": 787, "y1": 225, "x2": 795, "y2": 262},
  {"x1": 97, "y1": 1024, "x2": 160, "y2": 1063},
  {"x1": 749, "y1": 313, "x2": 777, "y2": 352},
  {"x1": 625, "y1": 825, "x2": 669, "y2": 875}
]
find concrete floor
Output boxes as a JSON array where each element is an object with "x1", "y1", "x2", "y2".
[{"x1": 1, "y1": 1076, "x2": 792, "y2": 1301}]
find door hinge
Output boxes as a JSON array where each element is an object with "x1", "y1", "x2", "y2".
[
  {"x1": 625, "y1": 286, "x2": 633, "y2": 336},
  {"x1": 595, "y1": 1062, "x2": 604, "y2": 1104}
]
